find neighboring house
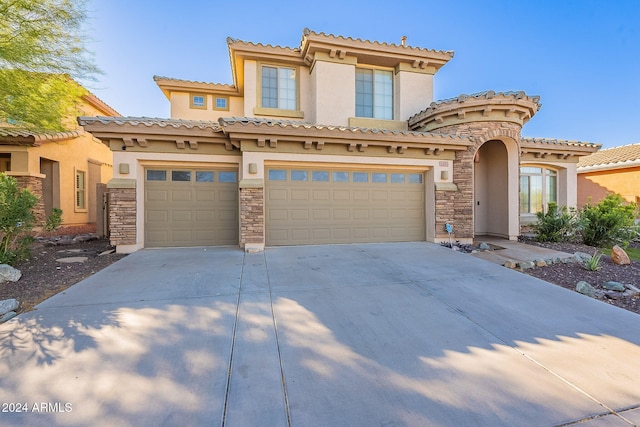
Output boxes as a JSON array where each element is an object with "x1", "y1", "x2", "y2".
[
  {"x1": 577, "y1": 143, "x2": 640, "y2": 208},
  {"x1": 79, "y1": 29, "x2": 600, "y2": 253},
  {"x1": 0, "y1": 92, "x2": 119, "y2": 227}
]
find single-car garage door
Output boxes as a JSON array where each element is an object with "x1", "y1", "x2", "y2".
[
  {"x1": 266, "y1": 167, "x2": 425, "y2": 245},
  {"x1": 144, "y1": 167, "x2": 238, "y2": 247}
]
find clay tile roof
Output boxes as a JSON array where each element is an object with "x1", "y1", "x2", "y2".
[
  {"x1": 410, "y1": 90, "x2": 542, "y2": 121},
  {"x1": 77, "y1": 116, "x2": 222, "y2": 131},
  {"x1": 0, "y1": 128, "x2": 85, "y2": 145},
  {"x1": 226, "y1": 37, "x2": 301, "y2": 54},
  {"x1": 153, "y1": 75, "x2": 235, "y2": 90},
  {"x1": 301, "y1": 28, "x2": 454, "y2": 57},
  {"x1": 521, "y1": 137, "x2": 601, "y2": 150},
  {"x1": 577, "y1": 143, "x2": 640, "y2": 170},
  {"x1": 217, "y1": 117, "x2": 473, "y2": 141}
]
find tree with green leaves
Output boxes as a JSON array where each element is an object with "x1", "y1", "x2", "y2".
[{"x1": 0, "y1": 0, "x2": 99, "y2": 131}]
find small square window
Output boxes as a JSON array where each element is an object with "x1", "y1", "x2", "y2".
[
  {"x1": 147, "y1": 170, "x2": 167, "y2": 181},
  {"x1": 372, "y1": 173, "x2": 387, "y2": 183},
  {"x1": 172, "y1": 171, "x2": 191, "y2": 182},
  {"x1": 218, "y1": 171, "x2": 237, "y2": 182},
  {"x1": 391, "y1": 173, "x2": 405, "y2": 183},
  {"x1": 352, "y1": 172, "x2": 368, "y2": 183},
  {"x1": 196, "y1": 171, "x2": 214, "y2": 182},
  {"x1": 268, "y1": 170, "x2": 286, "y2": 181},
  {"x1": 214, "y1": 97, "x2": 229, "y2": 110},
  {"x1": 408, "y1": 173, "x2": 423, "y2": 184},
  {"x1": 190, "y1": 94, "x2": 206, "y2": 109},
  {"x1": 291, "y1": 170, "x2": 308, "y2": 181},
  {"x1": 312, "y1": 171, "x2": 329, "y2": 182},
  {"x1": 333, "y1": 171, "x2": 349, "y2": 182}
]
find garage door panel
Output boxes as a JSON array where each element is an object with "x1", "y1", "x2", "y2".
[
  {"x1": 147, "y1": 190, "x2": 168, "y2": 202},
  {"x1": 266, "y1": 167, "x2": 425, "y2": 246},
  {"x1": 145, "y1": 168, "x2": 238, "y2": 247}
]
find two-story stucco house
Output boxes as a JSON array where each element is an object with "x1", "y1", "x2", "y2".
[{"x1": 80, "y1": 29, "x2": 600, "y2": 253}]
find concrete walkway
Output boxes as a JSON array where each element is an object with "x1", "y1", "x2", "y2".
[{"x1": 1, "y1": 242, "x2": 639, "y2": 427}]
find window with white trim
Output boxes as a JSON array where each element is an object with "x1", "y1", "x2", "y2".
[
  {"x1": 261, "y1": 65, "x2": 297, "y2": 110},
  {"x1": 75, "y1": 170, "x2": 86, "y2": 210},
  {"x1": 520, "y1": 167, "x2": 557, "y2": 214},
  {"x1": 356, "y1": 68, "x2": 393, "y2": 120}
]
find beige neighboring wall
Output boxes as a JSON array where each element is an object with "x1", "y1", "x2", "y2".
[{"x1": 170, "y1": 92, "x2": 244, "y2": 120}]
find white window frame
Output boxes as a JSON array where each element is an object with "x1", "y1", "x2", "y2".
[
  {"x1": 355, "y1": 67, "x2": 394, "y2": 120},
  {"x1": 520, "y1": 166, "x2": 557, "y2": 216}
]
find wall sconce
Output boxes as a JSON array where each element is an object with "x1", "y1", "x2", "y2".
[
  {"x1": 440, "y1": 170, "x2": 448, "y2": 181},
  {"x1": 248, "y1": 163, "x2": 257, "y2": 174},
  {"x1": 119, "y1": 163, "x2": 130, "y2": 174}
]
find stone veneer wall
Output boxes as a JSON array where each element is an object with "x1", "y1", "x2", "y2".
[
  {"x1": 239, "y1": 187, "x2": 264, "y2": 247},
  {"x1": 108, "y1": 188, "x2": 136, "y2": 245},
  {"x1": 430, "y1": 122, "x2": 522, "y2": 240},
  {"x1": 14, "y1": 175, "x2": 45, "y2": 225}
]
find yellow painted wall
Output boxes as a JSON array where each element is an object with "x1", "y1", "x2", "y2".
[
  {"x1": 170, "y1": 92, "x2": 244, "y2": 120},
  {"x1": 27, "y1": 133, "x2": 113, "y2": 225},
  {"x1": 578, "y1": 167, "x2": 640, "y2": 207}
]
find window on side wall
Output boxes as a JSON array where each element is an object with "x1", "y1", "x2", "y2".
[
  {"x1": 261, "y1": 65, "x2": 297, "y2": 110},
  {"x1": 190, "y1": 94, "x2": 206, "y2": 109},
  {"x1": 75, "y1": 170, "x2": 86, "y2": 211},
  {"x1": 356, "y1": 68, "x2": 393, "y2": 120},
  {"x1": 520, "y1": 167, "x2": 557, "y2": 214},
  {"x1": 213, "y1": 96, "x2": 229, "y2": 111}
]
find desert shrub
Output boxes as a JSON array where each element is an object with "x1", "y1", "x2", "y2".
[
  {"x1": 584, "y1": 250, "x2": 603, "y2": 271},
  {"x1": 0, "y1": 173, "x2": 38, "y2": 265},
  {"x1": 532, "y1": 202, "x2": 578, "y2": 243},
  {"x1": 579, "y1": 194, "x2": 639, "y2": 247},
  {"x1": 43, "y1": 208, "x2": 63, "y2": 232}
]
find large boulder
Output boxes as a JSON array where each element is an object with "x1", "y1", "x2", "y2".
[
  {"x1": 611, "y1": 245, "x2": 631, "y2": 265},
  {"x1": 0, "y1": 264, "x2": 21, "y2": 283}
]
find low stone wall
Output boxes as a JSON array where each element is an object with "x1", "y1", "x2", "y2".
[{"x1": 108, "y1": 188, "x2": 136, "y2": 246}]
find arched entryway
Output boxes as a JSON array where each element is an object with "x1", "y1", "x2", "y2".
[{"x1": 473, "y1": 138, "x2": 519, "y2": 239}]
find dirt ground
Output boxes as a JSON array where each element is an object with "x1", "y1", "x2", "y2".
[{"x1": 1, "y1": 228, "x2": 639, "y2": 316}]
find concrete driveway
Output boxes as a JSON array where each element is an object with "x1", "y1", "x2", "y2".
[{"x1": 1, "y1": 242, "x2": 640, "y2": 427}]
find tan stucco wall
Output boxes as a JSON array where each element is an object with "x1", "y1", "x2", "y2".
[
  {"x1": 396, "y1": 70, "x2": 434, "y2": 121},
  {"x1": 311, "y1": 60, "x2": 354, "y2": 126},
  {"x1": 577, "y1": 167, "x2": 640, "y2": 208},
  {"x1": 26, "y1": 135, "x2": 113, "y2": 225}
]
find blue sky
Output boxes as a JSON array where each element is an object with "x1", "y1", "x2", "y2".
[{"x1": 84, "y1": 0, "x2": 639, "y2": 149}]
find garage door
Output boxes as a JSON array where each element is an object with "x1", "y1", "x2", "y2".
[
  {"x1": 266, "y1": 167, "x2": 425, "y2": 245},
  {"x1": 144, "y1": 168, "x2": 238, "y2": 247}
]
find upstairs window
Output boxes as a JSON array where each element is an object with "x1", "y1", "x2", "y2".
[
  {"x1": 261, "y1": 65, "x2": 297, "y2": 110},
  {"x1": 190, "y1": 94, "x2": 206, "y2": 109},
  {"x1": 356, "y1": 68, "x2": 393, "y2": 120}
]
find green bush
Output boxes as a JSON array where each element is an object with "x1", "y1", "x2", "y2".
[
  {"x1": 532, "y1": 202, "x2": 578, "y2": 243},
  {"x1": 579, "y1": 194, "x2": 639, "y2": 248},
  {"x1": 0, "y1": 173, "x2": 38, "y2": 265},
  {"x1": 43, "y1": 208, "x2": 63, "y2": 232}
]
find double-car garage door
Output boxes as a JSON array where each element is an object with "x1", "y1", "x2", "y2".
[
  {"x1": 143, "y1": 165, "x2": 426, "y2": 247},
  {"x1": 266, "y1": 167, "x2": 425, "y2": 245},
  {"x1": 144, "y1": 168, "x2": 238, "y2": 247}
]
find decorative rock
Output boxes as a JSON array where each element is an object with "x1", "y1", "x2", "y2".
[
  {"x1": 503, "y1": 260, "x2": 518, "y2": 269},
  {"x1": 574, "y1": 252, "x2": 592, "y2": 263},
  {"x1": 625, "y1": 284, "x2": 640, "y2": 296},
  {"x1": 576, "y1": 281, "x2": 596, "y2": 297},
  {"x1": 478, "y1": 242, "x2": 491, "y2": 251},
  {"x1": 0, "y1": 298, "x2": 19, "y2": 315},
  {"x1": 604, "y1": 291, "x2": 623, "y2": 300},
  {"x1": 55, "y1": 257, "x2": 88, "y2": 263},
  {"x1": 535, "y1": 259, "x2": 548, "y2": 267},
  {"x1": 520, "y1": 261, "x2": 535, "y2": 270},
  {"x1": 561, "y1": 257, "x2": 574, "y2": 264},
  {"x1": 0, "y1": 265, "x2": 21, "y2": 283},
  {"x1": 611, "y1": 245, "x2": 631, "y2": 265},
  {"x1": 602, "y1": 281, "x2": 626, "y2": 292},
  {"x1": 0, "y1": 311, "x2": 17, "y2": 323},
  {"x1": 99, "y1": 249, "x2": 115, "y2": 256}
]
